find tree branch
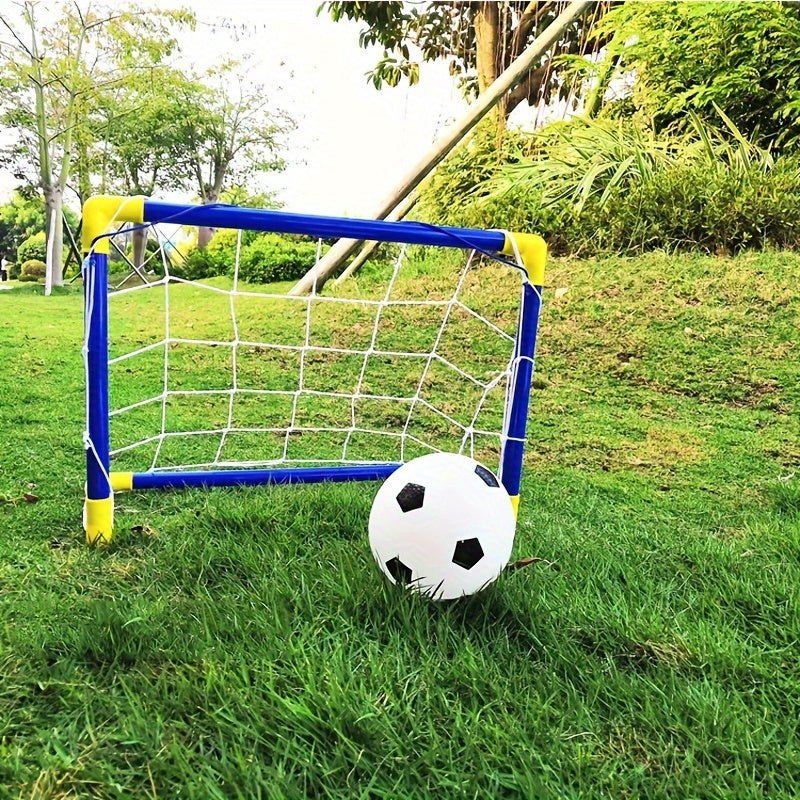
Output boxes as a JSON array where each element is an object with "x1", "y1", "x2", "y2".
[
  {"x1": 511, "y1": 1, "x2": 557, "y2": 61},
  {"x1": 506, "y1": 61, "x2": 549, "y2": 114}
]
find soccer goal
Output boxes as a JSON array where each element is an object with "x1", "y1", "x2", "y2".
[{"x1": 81, "y1": 195, "x2": 546, "y2": 545}]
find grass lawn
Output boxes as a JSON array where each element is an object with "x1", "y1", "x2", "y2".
[{"x1": 0, "y1": 249, "x2": 799, "y2": 799}]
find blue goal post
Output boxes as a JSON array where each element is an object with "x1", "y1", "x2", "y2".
[{"x1": 81, "y1": 196, "x2": 546, "y2": 546}]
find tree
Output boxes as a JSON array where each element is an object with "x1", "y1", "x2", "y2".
[
  {"x1": 0, "y1": 1, "x2": 194, "y2": 289},
  {"x1": 0, "y1": 189, "x2": 80, "y2": 274},
  {"x1": 321, "y1": 1, "x2": 614, "y2": 130},
  {"x1": 0, "y1": 189, "x2": 47, "y2": 263},
  {"x1": 170, "y1": 58, "x2": 294, "y2": 248},
  {"x1": 81, "y1": 68, "x2": 194, "y2": 201},
  {"x1": 595, "y1": 1, "x2": 800, "y2": 150},
  {"x1": 88, "y1": 67, "x2": 208, "y2": 266}
]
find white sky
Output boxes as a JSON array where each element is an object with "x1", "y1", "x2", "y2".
[{"x1": 0, "y1": 0, "x2": 471, "y2": 218}]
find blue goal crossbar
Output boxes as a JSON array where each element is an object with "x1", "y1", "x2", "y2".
[{"x1": 81, "y1": 196, "x2": 546, "y2": 545}]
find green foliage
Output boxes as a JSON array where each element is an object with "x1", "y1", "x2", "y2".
[
  {"x1": 0, "y1": 191, "x2": 78, "y2": 277},
  {"x1": 236, "y1": 234, "x2": 320, "y2": 284},
  {"x1": 597, "y1": 1, "x2": 800, "y2": 150},
  {"x1": 168, "y1": 59, "x2": 294, "y2": 206},
  {"x1": 16, "y1": 231, "x2": 47, "y2": 264},
  {"x1": 415, "y1": 126, "x2": 531, "y2": 227},
  {"x1": 179, "y1": 230, "x2": 319, "y2": 284},
  {"x1": 0, "y1": 191, "x2": 46, "y2": 261},
  {"x1": 322, "y1": 2, "x2": 608, "y2": 114},
  {"x1": 437, "y1": 115, "x2": 800, "y2": 257},
  {"x1": 20, "y1": 259, "x2": 46, "y2": 279},
  {"x1": 0, "y1": 3, "x2": 197, "y2": 202}
]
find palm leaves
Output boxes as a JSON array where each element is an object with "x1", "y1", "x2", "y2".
[{"x1": 485, "y1": 107, "x2": 774, "y2": 216}]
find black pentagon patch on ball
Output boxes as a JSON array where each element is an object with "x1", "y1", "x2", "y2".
[
  {"x1": 385, "y1": 556, "x2": 412, "y2": 584},
  {"x1": 474, "y1": 464, "x2": 499, "y2": 487},
  {"x1": 396, "y1": 482, "x2": 425, "y2": 512},
  {"x1": 452, "y1": 537, "x2": 485, "y2": 570}
]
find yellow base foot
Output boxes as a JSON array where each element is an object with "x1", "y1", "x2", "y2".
[{"x1": 83, "y1": 496, "x2": 114, "y2": 547}]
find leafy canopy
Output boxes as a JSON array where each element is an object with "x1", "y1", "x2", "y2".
[
  {"x1": 597, "y1": 1, "x2": 800, "y2": 150},
  {"x1": 321, "y1": 2, "x2": 612, "y2": 115}
]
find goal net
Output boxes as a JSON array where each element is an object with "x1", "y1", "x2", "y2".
[{"x1": 81, "y1": 196, "x2": 546, "y2": 545}]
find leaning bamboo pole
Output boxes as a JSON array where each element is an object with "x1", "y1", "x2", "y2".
[
  {"x1": 334, "y1": 191, "x2": 420, "y2": 285},
  {"x1": 289, "y1": 0, "x2": 593, "y2": 295}
]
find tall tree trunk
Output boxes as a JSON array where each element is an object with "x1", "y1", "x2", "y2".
[
  {"x1": 474, "y1": 2, "x2": 507, "y2": 139},
  {"x1": 132, "y1": 227, "x2": 148, "y2": 270},
  {"x1": 197, "y1": 221, "x2": 216, "y2": 249},
  {"x1": 43, "y1": 186, "x2": 64, "y2": 288},
  {"x1": 197, "y1": 185, "x2": 220, "y2": 249}
]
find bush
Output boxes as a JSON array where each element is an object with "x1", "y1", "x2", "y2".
[
  {"x1": 238, "y1": 235, "x2": 320, "y2": 284},
  {"x1": 8, "y1": 260, "x2": 20, "y2": 280},
  {"x1": 16, "y1": 231, "x2": 46, "y2": 264},
  {"x1": 20, "y1": 259, "x2": 47, "y2": 279},
  {"x1": 178, "y1": 231, "x2": 320, "y2": 284},
  {"x1": 177, "y1": 229, "x2": 257, "y2": 281},
  {"x1": 177, "y1": 247, "x2": 222, "y2": 281},
  {"x1": 416, "y1": 125, "x2": 531, "y2": 227},
  {"x1": 438, "y1": 116, "x2": 800, "y2": 257}
]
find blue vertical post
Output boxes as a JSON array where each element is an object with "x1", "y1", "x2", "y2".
[
  {"x1": 80, "y1": 197, "x2": 146, "y2": 545},
  {"x1": 500, "y1": 281, "x2": 543, "y2": 511},
  {"x1": 83, "y1": 250, "x2": 113, "y2": 544}
]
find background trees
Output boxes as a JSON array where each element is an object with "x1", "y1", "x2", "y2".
[
  {"x1": 4, "y1": 0, "x2": 800, "y2": 285},
  {"x1": 409, "y1": 0, "x2": 800, "y2": 258},
  {"x1": 170, "y1": 59, "x2": 294, "y2": 248},
  {"x1": 0, "y1": 1, "x2": 194, "y2": 287},
  {"x1": 0, "y1": 1, "x2": 294, "y2": 286}
]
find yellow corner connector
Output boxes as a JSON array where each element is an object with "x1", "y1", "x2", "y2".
[
  {"x1": 110, "y1": 472, "x2": 133, "y2": 492},
  {"x1": 509, "y1": 494, "x2": 520, "y2": 518},
  {"x1": 502, "y1": 232, "x2": 547, "y2": 286},
  {"x1": 81, "y1": 195, "x2": 145, "y2": 255},
  {"x1": 84, "y1": 496, "x2": 114, "y2": 547}
]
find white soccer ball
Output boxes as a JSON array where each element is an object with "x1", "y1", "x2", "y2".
[{"x1": 368, "y1": 452, "x2": 517, "y2": 601}]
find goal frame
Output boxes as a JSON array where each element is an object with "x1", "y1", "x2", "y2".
[{"x1": 82, "y1": 195, "x2": 546, "y2": 545}]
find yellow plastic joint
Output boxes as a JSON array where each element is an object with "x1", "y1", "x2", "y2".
[
  {"x1": 501, "y1": 232, "x2": 547, "y2": 285},
  {"x1": 82, "y1": 195, "x2": 145, "y2": 255},
  {"x1": 509, "y1": 494, "x2": 520, "y2": 517},
  {"x1": 110, "y1": 472, "x2": 133, "y2": 492},
  {"x1": 84, "y1": 496, "x2": 114, "y2": 547}
]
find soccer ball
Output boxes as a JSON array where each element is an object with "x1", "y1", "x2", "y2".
[{"x1": 368, "y1": 452, "x2": 516, "y2": 601}]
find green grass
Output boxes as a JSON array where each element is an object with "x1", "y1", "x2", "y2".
[{"x1": 1, "y1": 250, "x2": 799, "y2": 799}]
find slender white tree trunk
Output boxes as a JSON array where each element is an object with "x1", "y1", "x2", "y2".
[{"x1": 43, "y1": 187, "x2": 64, "y2": 289}]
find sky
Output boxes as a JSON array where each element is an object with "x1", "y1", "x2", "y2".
[{"x1": 0, "y1": 0, "x2": 471, "y2": 218}]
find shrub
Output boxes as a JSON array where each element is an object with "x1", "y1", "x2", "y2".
[
  {"x1": 20, "y1": 259, "x2": 47, "y2": 279},
  {"x1": 177, "y1": 229, "x2": 320, "y2": 284},
  {"x1": 237, "y1": 234, "x2": 320, "y2": 284},
  {"x1": 8, "y1": 260, "x2": 20, "y2": 280},
  {"x1": 177, "y1": 229, "x2": 259, "y2": 281},
  {"x1": 17, "y1": 231, "x2": 47, "y2": 264},
  {"x1": 178, "y1": 247, "x2": 222, "y2": 281},
  {"x1": 445, "y1": 114, "x2": 800, "y2": 257}
]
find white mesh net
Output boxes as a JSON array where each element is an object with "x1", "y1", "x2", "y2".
[{"x1": 94, "y1": 220, "x2": 530, "y2": 481}]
